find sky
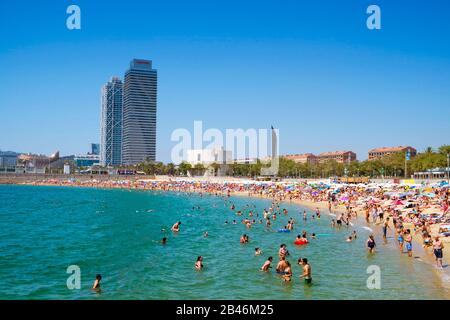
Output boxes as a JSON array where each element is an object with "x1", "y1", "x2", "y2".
[{"x1": 0, "y1": 0, "x2": 449, "y2": 162}]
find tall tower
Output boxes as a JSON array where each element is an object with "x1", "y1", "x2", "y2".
[
  {"x1": 122, "y1": 59, "x2": 157, "y2": 164},
  {"x1": 100, "y1": 77, "x2": 123, "y2": 166}
]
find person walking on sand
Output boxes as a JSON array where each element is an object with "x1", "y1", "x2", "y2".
[{"x1": 433, "y1": 236, "x2": 444, "y2": 269}]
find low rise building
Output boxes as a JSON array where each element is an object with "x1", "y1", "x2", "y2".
[
  {"x1": 368, "y1": 146, "x2": 416, "y2": 160},
  {"x1": 283, "y1": 153, "x2": 317, "y2": 164},
  {"x1": 317, "y1": 151, "x2": 357, "y2": 164}
]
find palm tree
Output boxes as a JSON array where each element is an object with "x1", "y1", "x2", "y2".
[
  {"x1": 178, "y1": 162, "x2": 192, "y2": 176},
  {"x1": 424, "y1": 146, "x2": 434, "y2": 154}
]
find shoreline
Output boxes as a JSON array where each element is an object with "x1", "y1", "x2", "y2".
[{"x1": 232, "y1": 190, "x2": 450, "y2": 291}]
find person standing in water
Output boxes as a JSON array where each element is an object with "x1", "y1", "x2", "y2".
[
  {"x1": 382, "y1": 218, "x2": 390, "y2": 241},
  {"x1": 282, "y1": 261, "x2": 293, "y2": 282},
  {"x1": 433, "y1": 236, "x2": 444, "y2": 269},
  {"x1": 276, "y1": 256, "x2": 288, "y2": 273},
  {"x1": 404, "y1": 229, "x2": 413, "y2": 257},
  {"x1": 367, "y1": 235, "x2": 376, "y2": 254},
  {"x1": 298, "y1": 258, "x2": 312, "y2": 284},
  {"x1": 195, "y1": 256, "x2": 203, "y2": 270},
  {"x1": 397, "y1": 226, "x2": 404, "y2": 252}
]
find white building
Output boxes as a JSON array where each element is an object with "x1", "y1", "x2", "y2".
[
  {"x1": 187, "y1": 147, "x2": 232, "y2": 165},
  {"x1": 187, "y1": 147, "x2": 232, "y2": 176}
]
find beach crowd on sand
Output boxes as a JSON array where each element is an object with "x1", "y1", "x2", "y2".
[{"x1": 17, "y1": 175, "x2": 450, "y2": 287}]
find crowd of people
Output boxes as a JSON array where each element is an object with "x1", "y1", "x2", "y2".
[{"x1": 21, "y1": 176, "x2": 450, "y2": 285}]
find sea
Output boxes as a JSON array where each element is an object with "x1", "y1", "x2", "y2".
[{"x1": 0, "y1": 184, "x2": 447, "y2": 299}]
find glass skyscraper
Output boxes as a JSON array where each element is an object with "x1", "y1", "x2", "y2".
[
  {"x1": 122, "y1": 59, "x2": 157, "y2": 164},
  {"x1": 100, "y1": 77, "x2": 123, "y2": 166}
]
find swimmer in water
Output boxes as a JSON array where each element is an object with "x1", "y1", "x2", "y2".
[
  {"x1": 261, "y1": 257, "x2": 273, "y2": 271},
  {"x1": 240, "y1": 234, "x2": 249, "y2": 244},
  {"x1": 311, "y1": 233, "x2": 316, "y2": 239},
  {"x1": 203, "y1": 231, "x2": 208, "y2": 237},
  {"x1": 255, "y1": 247, "x2": 262, "y2": 256},
  {"x1": 171, "y1": 221, "x2": 181, "y2": 232},
  {"x1": 92, "y1": 274, "x2": 102, "y2": 290},
  {"x1": 346, "y1": 236, "x2": 353, "y2": 242},
  {"x1": 161, "y1": 237, "x2": 167, "y2": 244},
  {"x1": 195, "y1": 256, "x2": 203, "y2": 270}
]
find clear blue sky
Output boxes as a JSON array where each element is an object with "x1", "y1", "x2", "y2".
[{"x1": 0, "y1": 0, "x2": 449, "y2": 162}]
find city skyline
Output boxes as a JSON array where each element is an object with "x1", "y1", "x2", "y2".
[{"x1": 1, "y1": 1, "x2": 450, "y2": 162}]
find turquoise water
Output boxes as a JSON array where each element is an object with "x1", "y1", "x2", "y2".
[{"x1": 0, "y1": 184, "x2": 447, "y2": 299}]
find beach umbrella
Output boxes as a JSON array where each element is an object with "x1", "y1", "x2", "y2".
[{"x1": 422, "y1": 193, "x2": 436, "y2": 198}]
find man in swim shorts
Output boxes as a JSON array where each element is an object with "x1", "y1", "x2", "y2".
[
  {"x1": 299, "y1": 258, "x2": 312, "y2": 284},
  {"x1": 433, "y1": 236, "x2": 444, "y2": 269},
  {"x1": 276, "y1": 256, "x2": 288, "y2": 273}
]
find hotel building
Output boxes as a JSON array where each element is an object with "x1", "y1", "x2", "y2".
[
  {"x1": 100, "y1": 77, "x2": 123, "y2": 166},
  {"x1": 122, "y1": 59, "x2": 158, "y2": 164}
]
